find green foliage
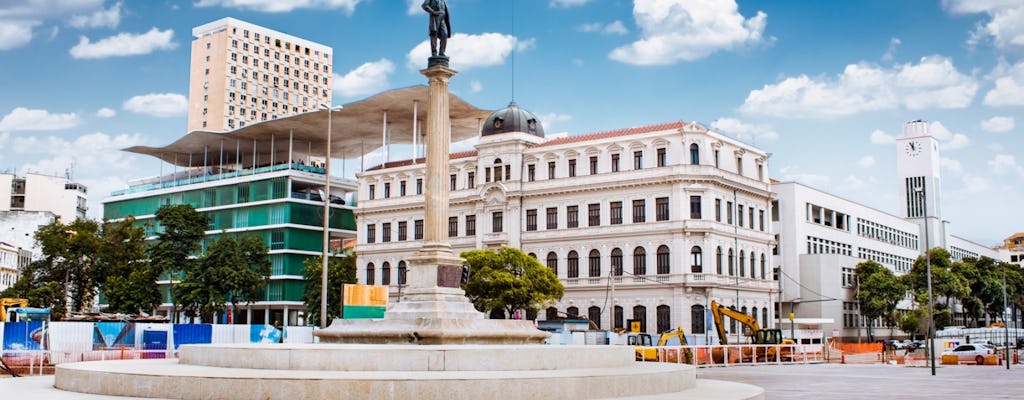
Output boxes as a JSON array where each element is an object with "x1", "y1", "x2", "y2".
[
  {"x1": 149, "y1": 205, "x2": 208, "y2": 320},
  {"x1": 854, "y1": 260, "x2": 906, "y2": 332},
  {"x1": 301, "y1": 250, "x2": 357, "y2": 327},
  {"x1": 175, "y1": 235, "x2": 270, "y2": 322},
  {"x1": 33, "y1": 218, "x2": 102, "y2": 312},
  {"x1": 902, "y1": 248, "x2": 968, "y2": 309},
  {"x1": 898, "y1": 309, "x2": 924, "y2": 338},
  {"x1": 95, "y1": 216, "x2": 160, "y2": 314},
  {"x1": 460, "y1": 247, "x2": 564, "y2": 318}
]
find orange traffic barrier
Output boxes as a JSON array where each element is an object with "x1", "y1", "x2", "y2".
[{"x1": 836, "y1": 342, "x2": 882, "y2": 354}]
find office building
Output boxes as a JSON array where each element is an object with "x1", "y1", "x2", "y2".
[
  {"x1": 356, "y1": 102, "x2": 777, "y2": 340},
  {"x1": 0, "y1": 172, "x2": 87, "y2": 222},
  {"x1": 188, "y1": 17, "x2": 333, "y2": 132}
]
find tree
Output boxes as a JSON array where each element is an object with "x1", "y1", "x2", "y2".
[
  {"x1": 898, "y1": 308, "x2": 924, "y2": 339},
  {"x1": 1, "y1": 260, "x2": 68, "y2": 319},
  {"x1": 30, "y1": 218, "x2": 102, "y2": 314},
  {"x1": 148, "y1": 205, "x2": 208, "y2": 321},
  {"x1": 903, "y1": 248, "x2": 968, "y2": 313},
  {"x1": 175, "y1": 235, "x2": 271, "y2": 323},
  {"x1": 94, "y1": 216, "x2": 160, "y2": 314},
  {"x1": 301, "y1": 250, "x2": 357, "y2": 327},
  {"x1": 854, "y1": 260, "x2": 905, "y2": 340},
  {"x1": 460, "y1": 247, "x2": 564, "y2": 319}
]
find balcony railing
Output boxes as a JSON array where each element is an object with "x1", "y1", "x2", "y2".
[
  {"x1": 110, "y1": 163, "x2": 327, "y2": 196},
  {"x1": 560, "y1": 273, "x2": 774, "y2": 290}
]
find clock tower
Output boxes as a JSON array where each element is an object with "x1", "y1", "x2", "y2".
[{"x1": 895, "y1": 119, "x2": 945, "y2": 251}]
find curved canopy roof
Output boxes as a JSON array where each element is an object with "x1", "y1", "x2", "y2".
[{"x1": 124, "y1": 86, "x2": 492, "y2": 167}]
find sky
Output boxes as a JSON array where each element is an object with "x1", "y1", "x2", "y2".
[{"x1": 0, "y1": 0, "x2": 1021, "y2": 245}]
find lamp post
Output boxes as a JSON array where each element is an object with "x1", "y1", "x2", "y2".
[
  {"x1": 320, "y1": 105, "x2": 342, "y2": 329},
  {"x1": 914, "y1": 186, "x2": 936, "y2": 376},
  {"x1": 1002, "y1": 263, "x2": 1010, "y2": 370}
]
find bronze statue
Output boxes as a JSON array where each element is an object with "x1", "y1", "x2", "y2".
[{"x1": 422, "y1": 0, "x2": 451, "y2": 57}]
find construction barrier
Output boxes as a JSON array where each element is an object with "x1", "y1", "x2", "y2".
[{"x1": 636, "y1": 344, "x2": 826, "y2": 367}]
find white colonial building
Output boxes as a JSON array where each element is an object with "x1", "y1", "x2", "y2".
[
  {"x1": 356, "y1": 103, "x2": 776, "y2": 340},
  {"x1": 774, "y1": 120, "x2": 1000, "y2": 340}
]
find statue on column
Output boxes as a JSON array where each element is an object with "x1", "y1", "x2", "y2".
[{"x1": 422, "y1": 0, "x2": 451, "y2": 57}]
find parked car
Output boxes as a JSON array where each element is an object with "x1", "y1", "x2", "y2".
[{"x1": 941, "y1": 343, "x2": 994, "y2": 364}]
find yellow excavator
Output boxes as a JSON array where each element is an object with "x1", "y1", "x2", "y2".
[
  {"x1": 629, "y1": 326, "x2": 691, "y2": 363},
  {"x1": 1, "y1": 298, "x2": 29, "y2": 323},
  {"x1": 710, "y1": 300, "x2": 794, "y2": 362}
]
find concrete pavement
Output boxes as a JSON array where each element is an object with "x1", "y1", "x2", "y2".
[{"x1": 698, "y1": 363, "x2": 1023, "y2": 400}]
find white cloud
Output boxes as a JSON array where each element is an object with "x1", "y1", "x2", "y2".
[
  {"x1": 942, "y1": 133, "x2": 971, "y2": 150},
  {"x1": 95, "y1": 107, "x2": 116, "y2": 118},
  {"x1": 69, "y1": 27, "x2": 176, "y2": 59},
  {"x1": 988, "y1": 143, "x2": 1005, "y2": 152},
  {"x1": 0, "y1": 107, "x2": 80, "y2": 131},
  {"x1": 0, "y1": 20, "x2": 37, "y2": 50},
  {"x1": 943, "y1": 1, "x2": 1024, "y2": 52},
  {"x1": 869, "y1": 129, "x2": 895, "y2": 144},
  {"x1": 980, "y1": 116, "x2": 1014, "y2": 133},
  {"x1": 469, "y1": 80, "x2": 483, "y2": 93},
  {"x1": 332, "y1": 58, "x2": 395, "y2": 98},
  {"x1": 710, "y1": 117, "x2": 778, "y2": 142},
  {"x1": 778, "y1": 166, "x2": 830, "y2": 188},
  {"x1": 550, "y1": 0, "x2": 591, "y2": 7},
  {"x1": 122, "y1": 93, "x2": 187, "y2": 118},
  {"x1": 0, "y1": 0, "x2": 106, "y2": 50},
  {"x1": 988, "y1": 154, "x2": 1024, "y2": 177},
  {"x1": 857, "y1": 155, "x2": 875, "y2": 168},
  {"x1": 194, "y1": 0, "x2": 363, "y2": 14},
  {"x1": 610, "y1": 0, "x2": 768, "y2": 66},
  {"x1": 984, "y1": 61, "x2": 1024, "y2": 106},
  {"x1": 842, "y1": 175, "x2": 878, "y2": 191},
  {"x1": 405, "y1": 0, "x2": 420, "y2": 15},
  {"x1": 408, "y1": 33, "x2": 530, "y2": 71},
  {"x1": 12, "y1": 131, "x2": 149, "y2": 218},
  {"x1": 882, "y1": 37, "x2": 900, "y2": 62},
  {"x1": 960, "y1": 174, "x2": 992, "y2": 193},
  {"x1": 740, "y1": 56, "x2": 978, "y2": 118},
  {"x1": 579, "y1": 20, "x2": 629, "y2": 35},
  {"x1": 941, "y1": 157, "x2": 964, "y2": 175},
  {"x1": 537, "y1": 112, "x2": 572, "y2": 132},
  {"x1": 69, "y1": 1, "x2": 121, "y2": 29}
]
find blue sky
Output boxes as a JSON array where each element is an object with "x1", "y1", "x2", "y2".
[{"x1": 0, "y1": 0, "x2": 1021, "y2": 245}]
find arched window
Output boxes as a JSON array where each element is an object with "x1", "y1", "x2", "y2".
[
  {"x1": 611, "y1": 248, "x2": 623, "y2": 276},
  {"x1": 716, "y1": 246, "x2": 723, "y2": 274},
  {"x1": 528, "y1": 252, "x2": 537, "y2": 259},
  {"x1": 751, "y1": 307, "x2": 758, "y2": 327},
  {"x1": 492, "y1": 158, "x2": 503, "y2": 182},
  {"x1": 614, "y1": 306, "x2": 623, "y2": 329},
  {"x1": 546, "y1": 252, "x2": 558, "y2": 275},
  {"x1": 739, "y1": 250, "x2": 745, "y2": 277},
  {"x1": 728, "y1": 249, "x2": 734, "y2": 276},
  {"x1": 760, "y1": 254, "x2": 766, "y2": 280},
  {"x1": 381, "y1": 262, "x2": 391, "y2": 285},
  {"x1": 762, "y1": 308, "x2": 769, "y2": 327},
  {"x1": 397, "y1": 261, "x2": 407, "y2": 285},
  {"x1": 567, "y1": 306, "x2": 580, "y2": 319},
  {"x1": 546, "y1": 307, "x2": 558, "y2": 321},
  {"x1": 656, "y1": 305, "x2": 671, "y2": 333},
  {"x1": 588, "y1": 306, "x2": 602, "y2": 328},
  {"x1": 633, "y1": 247, "x2": 646, "y2": 276},
  {"x1": 633, "y1": 305, "x2": 647, "y2": 333},
  {"x1": 588, "y1": 249, "x2": 601, "y2": 277},
  {"x1": 365, "y1": 262, "x2": 375, "y2": 285},
  {"x1": 690, "y1": 143, "x2": 700, "y2": 165},
  {"x1": 657, "y1": 245, "x2": 670, "y2": 275},
  {"x1": 567, "y1": 251, "x2": 579, "y2": 278},
  {"x1": 690, "y1": 246, "x2": 702, "y2": 273},
  {"x1": 740, "y1": 306, "x2": 748, "y2": 331},
  {"x1": 691, "y1": 304, "x2": 706, "y2": 334},
  {"x1": 750, "y1": 252, "x2": 756, "y2": 279}
]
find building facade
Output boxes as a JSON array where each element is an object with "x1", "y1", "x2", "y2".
[
  {"x1": 104, "y1": 137, "x2": 357, "y2": 326},
  {"x1": 996, "y1": 233, "x2": 1024, "y2": 266},
  {"x1": 774, "y1": 120, "x2": 1001, "y2": 340},
  {"x1": 356, "y1": 105, "x2": 776, "y2": 340},
  {"x1": 188, "y1": 17, "x2": 333, "y2": 132},
  {"x1": 0, "y1": 172, "x2": 87, "y2": 222},
  {"x1": 0, "y1": 241, "x2": 31, "y2": 292}
]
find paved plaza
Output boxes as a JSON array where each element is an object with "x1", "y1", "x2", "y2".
[{"x1": 698, "y1": 363, "x2": 1023, "y2": 400}]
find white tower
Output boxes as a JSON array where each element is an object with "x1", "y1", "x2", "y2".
[{"x1": 895, "y1": 119, "x2": 945, "y2": 251}]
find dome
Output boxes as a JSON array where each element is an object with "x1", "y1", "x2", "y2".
[{"x1": 480, "y1": 102, "x2": 544, "y2": 138}]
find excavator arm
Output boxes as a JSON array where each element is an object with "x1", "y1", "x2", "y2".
[
  {"x1": 1, "y1": 298, "x2": 29, "y2": 323},
  {"x1": 710, "y1": 300, "x2": 762, "y2": 345}
]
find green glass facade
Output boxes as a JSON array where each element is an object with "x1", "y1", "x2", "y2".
[{"x1": 104, "y1": 175, "x2": 356, "y2": 311}]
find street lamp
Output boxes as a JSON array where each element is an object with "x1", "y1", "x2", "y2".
[
  {"x1": 320, "y1": 104, "x2": 342, "y2": 329},
  {"x1": 1002, "y1": 262, "x2": 1010, "y2": 370},
  {"x1": 914, "y1": 186, "x2": 936, "y2": 376}
]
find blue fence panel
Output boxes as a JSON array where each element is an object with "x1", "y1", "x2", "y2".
[
  {"x1": 172, "y1": 324, "x2": 212, "y2": 349},
  {"x1": 2, "y1": 322, "x2": 45, "y2": 351}
]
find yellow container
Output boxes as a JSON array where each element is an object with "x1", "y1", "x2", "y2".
[{"x1": 941, "y1": 354, "x2": 959, "y2": 365}]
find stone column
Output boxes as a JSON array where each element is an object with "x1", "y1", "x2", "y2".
[{"x1": 382, "y1": 62, "x2": 481, "y2": 321}]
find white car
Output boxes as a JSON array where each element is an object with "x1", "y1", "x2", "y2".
[{"x1": 942, "y1": 343, "x2": 994, "y2": 364}]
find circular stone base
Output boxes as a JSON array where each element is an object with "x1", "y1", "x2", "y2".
[
  {"x1": 48, "y1": 344, "x2": 764, "y2": 400},
  {"x1": 315, "y1": 317, "x2": 550, "y2": 344}
]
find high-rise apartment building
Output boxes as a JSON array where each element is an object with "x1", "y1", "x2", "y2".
[
  {"x1": 0, "y1": 172, "x2": 87, "y2": 222},
  {"x1": 188, "y1": 17, "x2": 333, "y2": 132}
]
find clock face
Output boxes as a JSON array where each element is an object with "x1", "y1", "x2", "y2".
[{"x1": 905, "y1": 141, "x2": 923, "y2": 157}]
